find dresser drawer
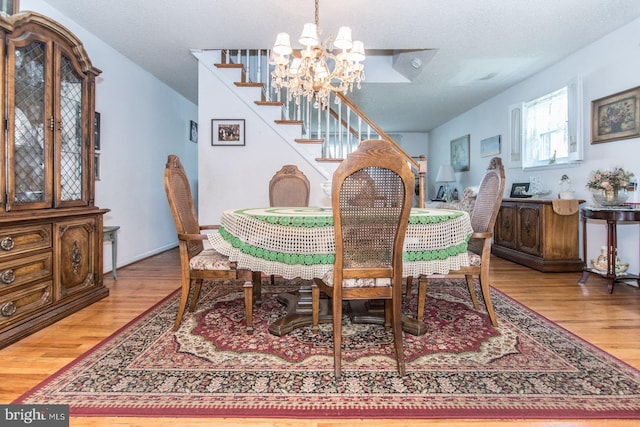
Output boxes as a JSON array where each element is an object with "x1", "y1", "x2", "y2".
[
  {"x1": 0, "y1": 252, "x2": 53, "y2": 293},
  {"x1": 0, "y1": 280, "x2": 53, "y2": 328},
  {"x1": 0, "y1": 224, "x2": 52, "y2": 260}
]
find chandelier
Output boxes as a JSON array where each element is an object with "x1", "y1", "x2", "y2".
[{"x1": 270, "y1": 0, "x2": 365, "y2": 109}]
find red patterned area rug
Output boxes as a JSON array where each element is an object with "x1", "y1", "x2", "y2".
[{"x1": 14, "y1": 279, "x2": 640, "y2": 419}]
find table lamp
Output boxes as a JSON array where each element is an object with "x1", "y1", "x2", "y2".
[{"x1": 436, "y1": 164, "x2": 456, "y2": 201}]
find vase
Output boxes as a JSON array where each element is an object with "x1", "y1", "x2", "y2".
[{"x1": 592, "y1": 188, "x2": 629, "y2": 206}]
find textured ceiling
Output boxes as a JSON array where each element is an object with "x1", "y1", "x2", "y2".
[{"x1": 42, "y1": 0, "x2": 640, "y2": 132}]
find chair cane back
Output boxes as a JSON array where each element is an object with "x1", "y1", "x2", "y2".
[
  {"x1": 412, "y1": 157, "x2": 505, "y2": 327},
  {"x1": 269, "y1": 164, "x2": 310, "y2": 207},
  {"x1": 311, "y1": 139, "x2": 415, "y2": 379}
]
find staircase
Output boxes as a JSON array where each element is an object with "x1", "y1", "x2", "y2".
[{"x1": 200, "y1": 48, "x2": 426, "y2": 206}]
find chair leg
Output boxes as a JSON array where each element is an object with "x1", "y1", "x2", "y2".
[
  {"x1": 311, "y1": 281, "x2": 320, "y2": 334},
  {"x1": 243, "y1": 280, "x2": 254, "y2": 334},
  {"x1": 252, "y1": 271, "x2": 263, "y2": 305},
  {"x1": 383, "y1": 299, "x2": 392, "y2": 330},
  {"x1": 270, "y1": 274, "x2": 275, "y2": 285},
  {"x1": 465, "y1": 275, "x2": 480, "y2": 310},
  {"x1": 392, "y1": 290, "x2": 405, "y2": 376},
  {"x1": 173, "y1": 277, "x2": 192, "y2": 331},
  {"x1": 333, "y1": 292, "x2": 343, "y2": 380},
  {"x1": 188, "y1": 279, "x2": 204, "y2": 312},
  {"x1": 478, "y1": 270, "x2": 498, "y2": 327},
  {"x1": 405, "y1": 276, "x2": 413, "y2": 300},
  {"x1": 417, "y1": 277, "x2": 428, "y2": 321}
]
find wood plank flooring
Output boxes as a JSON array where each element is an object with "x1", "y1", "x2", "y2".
[{"x1": 1, "y1": 248, "x2": 639, "y2": 426}]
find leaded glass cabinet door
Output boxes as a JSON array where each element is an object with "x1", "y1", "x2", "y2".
[
  {"x1": 6, "y1": 30, "x2": 91, "y2": 211},
  {"x1": 54, "y1": 44, "x2": 90, "y2": 207},
  {"x1": 6, "y1": 33, "x2": 53, "y2": 211}
]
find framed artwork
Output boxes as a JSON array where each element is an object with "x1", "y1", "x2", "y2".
[
  {"x1": 591, "y1": 86, "x2": 640, "y2": 144},
  {"x1": 480, "y1": 135, "x2": 501, "y2": 157},
  {"x1": 94, "y1": 112, "x2": 101, "y2": 151},
  {"x1": 451, "y1": 134, "x2": 470, "y2": 172},
  {"x1": 435, "y1": 185, "x2": 445, "y2": 200},
  {"x1": 211, "y1": 119, "x2": 245, "y2": 146},
  {"x1": 189, "y1": 120, "x2": 198, "y2": 143},
  {"x1": 510, "y1": 182, "x2": 531, "y2": 198}
]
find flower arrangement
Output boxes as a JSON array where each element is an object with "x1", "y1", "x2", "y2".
[{"x1": 585, "y1": 167, "x2": 634, "y2": 191}]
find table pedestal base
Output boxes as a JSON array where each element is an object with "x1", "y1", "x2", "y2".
[
  {"x1": 268, "y1": 285, "x2": 331, "y2": 336},
  {"x1": 268, "y1": 287, "x2": 428, "y2": 336}
]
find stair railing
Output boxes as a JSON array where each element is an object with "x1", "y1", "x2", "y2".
[{"x1": 219, "y1": 49, "x2": 426, "y2": 207}]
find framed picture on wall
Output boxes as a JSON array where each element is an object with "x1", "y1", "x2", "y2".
[
  {"x1": 591, "y1": 86, "x2": 640, "y2": 144},
  {"x1": 211, "y1": 119, "x2": 245, "y2": 146},
  {"x1": 189, "y1": 120, "x2": 198, "y2": 143},
  {"x1": 451, "y1": 134, "x2": 470, "y2": 171},
  {"x1": 480, "y1": 135, "x2": 501, "y2": 157}
]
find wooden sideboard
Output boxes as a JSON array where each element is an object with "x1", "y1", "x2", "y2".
[{"x1": 492, "y1": 198, "x2": 584, "y2": 272}]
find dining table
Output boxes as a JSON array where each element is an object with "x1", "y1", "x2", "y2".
[{"x1": 208, "y1": 206, "x2": 473, "y2": 336}]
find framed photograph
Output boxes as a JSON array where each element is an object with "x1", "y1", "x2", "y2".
[
  {"x1": 211, "y1": 119, "x2": 245, "y2": 146},
  {"x1": 510, "y1": 182, "x2": 531, "y2": 198},
  {"x1": 591, "y1": 86, "x2": 640, "y2": 144},
  {"x1": 94, "y1": 112, "x2": 101, "y2": 151},
  {"x1": 189, "y1": 120, "x2": 198, "y2": 143},
  {"x1": 451, "y1": 134, "x2": 470, "y2": 172},
  {"x1": 480, "y1": 135, "x2": 501, "y2": 157},
  {"x1": 435, "y1": 185, "x2": 445, "y2": 200}
]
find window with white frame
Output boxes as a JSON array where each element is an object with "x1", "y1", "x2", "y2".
[{"x1": 510, "y1": 77, "x2": 583, "y2": 170}]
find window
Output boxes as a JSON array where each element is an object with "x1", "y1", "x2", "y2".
[
  {"x1": 509, "y1": 77, "x2": 583, "y2": 170},
  {"x1": 523, "y1": 87, "x2": 568, "y2": 168}
]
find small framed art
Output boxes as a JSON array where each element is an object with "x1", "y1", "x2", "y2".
[
  {"x1": 591, "y1": 86, "x2": 640, "y2": 144},
  {"x1": 510, "y1": 182, "x2": 531, "y2": 198},
  {"x1": 189, "y1": 120, "x2": 198, "y2": 143},
  {"x1": 480, "y1": 135, "x2": 501, "y2": 157},
  {"x1": 211, "y1": 119, "x2": 245, "y2": 146},
  {"x1": 451, "y1": 134, "x2": 470, "y2": 172}
]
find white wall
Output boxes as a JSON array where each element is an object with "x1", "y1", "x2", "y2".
[
  {"x1": 428, "y1": 16, "x2": 640, "y2": 276},
  {"x1": 27, "y1": 1, "x2": 198, "y2": 272}
]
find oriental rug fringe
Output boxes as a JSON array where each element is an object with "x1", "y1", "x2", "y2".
[{"x1": 14, "y1": 279, "x2": 640, "y2": 419}]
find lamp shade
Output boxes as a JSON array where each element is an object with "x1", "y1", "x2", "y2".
[{"x1": 436, "y1": 164, "x2": 456, "y2": 182}]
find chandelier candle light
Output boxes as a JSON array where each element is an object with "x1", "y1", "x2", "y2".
[{"x1": 271, "y1": 0, "x2": 365, "y2": 109}]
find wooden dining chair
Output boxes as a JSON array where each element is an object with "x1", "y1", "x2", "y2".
[
  {"x1": 164, "y1": 154, "x2": 258, "y2": 333},
  {"x1": 268, "y1": 164, "x2": 310, "y2": 285},
  {"x1": 311, "y1": 139, "x2": 415, "y2": 379},
  {"x1": 269, "y1": 164, "x2": 310, "y2": 207},
  {"x1": 411, "y1": 157, "x2": 505, "y2": 327}
]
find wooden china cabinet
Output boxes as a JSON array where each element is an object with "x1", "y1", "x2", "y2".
[{"x1": 0, "y1": 10, "x2": 108, "y2": 348}]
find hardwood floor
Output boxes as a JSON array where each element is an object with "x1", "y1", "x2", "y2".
[{"x1": 1, "y1": 248, "x2": 639, "y2": 426}]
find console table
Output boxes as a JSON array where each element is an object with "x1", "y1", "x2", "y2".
[{"x1": 578, "y1": 206, "x2": 640, "y2": 293}]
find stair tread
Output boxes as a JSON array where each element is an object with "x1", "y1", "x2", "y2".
[
  {"x1": 235, "y1": 82, "x2": 263, "y2": 87},
  {"x1": 215, "y1": 63, "x2": 243, "y2": 69},
  {"x1": 295, "y1": 138, "x2": 324, "y2": 144},
  {"x1": 255, "y1": 101, "x2": 282, "y2": 106},
  {"x1": 275, "y1": 120, "x2": 303, "y2": 125}
]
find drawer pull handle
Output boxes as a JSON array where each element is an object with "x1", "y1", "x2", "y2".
[
  {"x1": 1, "y1": 237, "x2": 15, "y2": 251},
  {"x1": 1, "y1": 301, "x2": 16, "y2": 317},
  {"x1": 1, "y1": 269, "x2": 15, "y2": 284}
]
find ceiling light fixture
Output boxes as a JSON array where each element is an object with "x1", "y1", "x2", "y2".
[{"x1": 270, "y1": 0, "x2": 365, "y2": 109}]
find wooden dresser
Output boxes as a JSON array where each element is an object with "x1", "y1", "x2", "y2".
[
  {"x1": 0, "y1": 12, "x2": 108, "y2": 348},
  {"x1": 492, "y1": 198, "x2": 583, "y2": 272}
]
